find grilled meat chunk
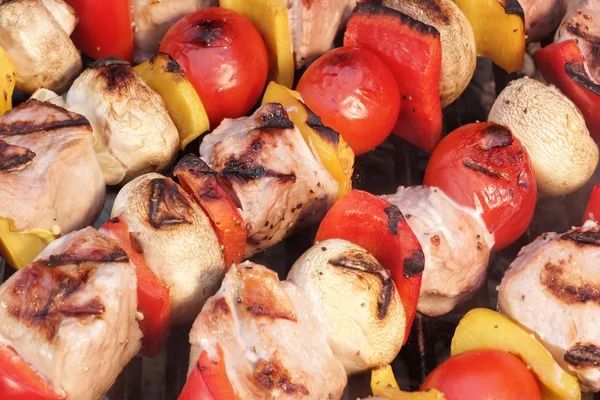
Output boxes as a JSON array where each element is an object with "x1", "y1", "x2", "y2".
[
  {"x1": 66, "y1": 59, "x2": 179, "y2": 185},
  {"x1": 0, "y1": 99, "x2": 105, "y2": 234},
  {"x1": 188, "y1": 261, "x2": 347, "y2": 399},
  {"x1": 199, "y1": 103, "x2": 338, "y2": 257},
  {"x1": 0, "y1": 228, "x2": 142, "y2": 400},
  {"x1": 498, "y1": 222, "x2": 600, "y2": 392},
  {"x1": 521, "y1": 0, "x2": 568, "y2": 43},
  {"x1": 382, "y1": 186, "x2": 493, "y2": 317}
]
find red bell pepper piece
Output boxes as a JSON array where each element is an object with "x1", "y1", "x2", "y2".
[
  {"x1": 178, "y1": 345, "x2": 237, "y2": 400},
  {"x1": 344, "y1": 3, "x2": 443, "y2": 152},
  {"x1": 535, "y1": 40, "x2": 600, "y2": 142},
  {"x1": 100, "y1": 217, "x2": 172, "y2": 358},
  {"x1": 174, "y1": 155, "x2": 247, "y2": 267},
  {"x1": 0, "y1": 344, "x2": 64, "y2": 400},
  {"x1": 583, "y1": 184, "x2": 600, "y2": 224},
  {"x1": 315, "y1": 190, "x2": 424, "y2": 344},
  {"x1": 65, "y1": 0, "x2": 134, "y2": 62}
]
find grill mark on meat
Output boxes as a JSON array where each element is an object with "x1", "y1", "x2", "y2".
[
  {"x1": 256, "y1": 103, "x2": 294, "y2": 130},
  {"x1": 541, "y1": 261, "x2": 600, "y2": 304},
  {"x1": 561, "y1": 230, "x2": 600, "y2": 246},
  {"x1": 479, "y1": 124, "x2": 514, "y2": 150},
  {"x1": 8, "y1": 265, "x2": 105, "y2": 340},
  {"x1": 147, "y1": 178, "x2": 194, "y2": 229},
  {"x1": 303, "y1": 104, "x2": 340, "y2": 147},
  {"x1": 384, "y1": 205, "x2": 404, "y2": 235},
  {"x1": 463, "y1": 158, "x2": 502, "y2": 179},
  {"x1": 499, "y1": 0, "x2": 525, "y2": 20},
  {"x1": 354, "y1": 3, "x2": 441, "y2": 38},
  {"x1": 0, "y1": 140, "x2": 35, "y2": 171},
  {"x1": 565, "y1": 344, "x2": 600, "y2": 367},
  {"x1": 253, "y1": 358, "x2": 310, "y2": 395},
  {"x1": 404, "y1": 249, "x2": 425, "y2": 278},
  {"x1": 212, "y1": 297, "x2": 230, "y2": 315},
  {"x1": 36, "y1": 244, "x2": 129, "y2": 267},
  {"x1": 566, "y1": 62, "x2": 600, "y2": 96},
  {"x1": 0, "y1": 100, "x2": 90, "y2": 136},
  {"x1": 221, "y1": 157, "x2": 296, "y2": 182},
  {"x1": 239, "y1": 271, "x2": 297, "y2": 322},
  {"x1": 329, "y1": 251, "x2": 393, "y2": 319}
]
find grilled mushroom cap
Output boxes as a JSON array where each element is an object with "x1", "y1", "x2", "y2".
[
  {"x1": 287, "y1": 239, "x2": 405, "y2": 375},
  {"x1": 0, "y1": 0, "x2": 81, "y2": 94}
]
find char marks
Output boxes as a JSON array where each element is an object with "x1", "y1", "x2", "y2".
[
  {"x1": 403, "y1": 249, "x2": 425, "y2": 278},
  {"x1": 540, "y1": 261, "x2": 600, "y2": 305},
  {"x1": 384, "y1": 205, "x2": 404, "y2": 235},
  {"x1": 500, "y1": 0, "x2": 525, "y2": 19},
  {"x1": 0, "y1": 140, "x2": 35, "y2": 171},
  {"x1": 561, "y1": 230, "x2": 600, "y2": 246},
  {"x1": 565, "y1": 343, "x2": 600, "y2": 367},
  {"x1": 256, "y1": 103, "x2": 294, "y2": 130},
  {"x1": 253, "y1": 358, "x2": 310, "y2": 395},
  {"x1": 566, "y1": 62, "x2": 600, "y2": 96},
  {"x1": 303, "y1": 104, "x2": 339, "y2": 146},
  {"x1": 463, "y1": 158, "x2": 503, "y2": 179},
  {"x1": 479, "y1": 124, "x2": 514, "y2": 150},
  {"x1": 147, "y1": 178, "x2": 194, "y2": 229},
  {"x1": 354, "y1": 3, "x2": 441, "y2": 38}
]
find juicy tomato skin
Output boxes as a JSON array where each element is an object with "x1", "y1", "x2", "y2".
[
  {"x1": 160, "y1": 7, "x2": 269, "y2": 128},
  {"x1": 421, "y1": 349, "x2": 542, "y2": 400},
  {"x1": 65, "y1": 0, "x2": 134, "y2": 61},
  {"x1": 424, "y1": 122, "x2": 537, "y2": 251},
  {"x1": 584, "y1": 184, "x2": 600, "y2": 224},
  {"x1": 296, "y1": 46, "x2": 400, "y2": 155}
]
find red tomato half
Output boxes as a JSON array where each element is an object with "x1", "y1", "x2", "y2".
[
  {"x1": 421, "y1": 349, "x2": 542, "y2": 400},
  {"x1": 297, "y1": 47, "x2": 400, "y2": 155},
  {"x1": 160, "y1": 7, "x2": 269, "y2": 128},
  {"x1": 66, "y1": 0, "x2": 134, "y2": 61},
  {"x1": 424, "y1": 122, "x2": 537, "y2": 251}
]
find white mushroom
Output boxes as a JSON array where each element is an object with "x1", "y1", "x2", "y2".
[
  {"x1": 287, "y1": 239, "x2": 405, "y2": 375},
  {"x1": 382, "y1": 0, "x2": 477, "y2": 108},
  {"x1": 488, "y1": 77, "x2": 599, "y2": 196},
  {"x1": 0, "y1": 0, "x2": 81, "y2": 94},
  {"x1": 111, "y1": 173, "x2": 225, "y2": 323},
  {"x1": 66, "y1": 59, "x2": 180, "y2": 185}
]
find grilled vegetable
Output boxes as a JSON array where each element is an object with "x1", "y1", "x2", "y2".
[
  {"x1": 0, "y1": 218, "x2": 55, "y2": 270},
  {"x1": 134, "y1": 53, "x2": 210, "y2": 149},
  {"x1": 179, "y1": 345, "x2": 236, "y2": 400},
  {"x1": 0, "y1": 45, "x2": 15, "y2": 116},
  {"x1": 372, "y1": 365, "x2": 445, "y2": 399},
  {"x1": 584, "y1": 184, "x2": 600, "y2": 224}
]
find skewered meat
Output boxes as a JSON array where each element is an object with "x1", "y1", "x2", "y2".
[
  {"x1": 0, "y1": 99, "x2": 105, "y2": 233},
  {"x1": 188, "y1": 261, "x2": 347, "y2": 399},
  {"x1": 112, "y1": 172, "x2": 225, "y2": 323},
  {"x1": 199, "y1": 103, "x2": 338, "y2": 257},
  {"x1": 498, "y1": 222, "x2": 600, "y2": 392},
  {"x1": 288, "y1": 239, "x2": 405, "y2": 375},
  {"x1": 66, "y1": 58, "x2": 179, "y2": 185},
  {"x1": 522, "y1": 0, "x2": 568, "y2": 43},
  {"x1": 0, "y1": 0, "x2": 81, "y2": 94},
  {"x1": 382, "y1": 186, "x2": 493, "y2": 317},
  {"x1": 0, "y1": 227, "x2": 142, "y2": 400},
  {"x1": 131, "y1": 0, "x2": 218, "y2": 64}
]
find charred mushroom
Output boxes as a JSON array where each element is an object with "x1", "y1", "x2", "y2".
[
  {"x1": 489, "y1": 77, "x2": 598, "y2": 196},
  {"x1": 287, "y1": 239, "x2": 405, "y2": 375}
]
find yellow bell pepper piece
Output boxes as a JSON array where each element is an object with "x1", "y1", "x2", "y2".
[
  {"x1": 0, "y1": 218, "x2": 55, "y2": 270},
  {"x1": 452, "y1": 0, "x2": 525, "y2": 73},
  {"x1": 451, "y1": 308, "x2": 581, "y2": 400},
  {"x1": 372, "y1": 365, "x2": 446, "y2": 399},
  {"x1": 220, "y1": 0, "x2": 294, "y2": 88},
  {"x1": 134, "y1": 53, "x2": 210, "y2": 149},
  {"x1": 0, "y1": 45, "x2": 16, "y2": 116},
  {"x1": 262, "y1": 81, "x2": 353, "y2": 199}
]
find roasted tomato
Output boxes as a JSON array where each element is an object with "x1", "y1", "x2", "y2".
[
  {"x1": 316, "y1": 190, "x2": 424, "y2": 344},
  {"x1": 421, "y1": 349, "x2": 542, "y2": 400},
  {"x1": 424, "y1": 122, "x2": 537, "y2": 251},
  {"x1": 65, "y1": 0, "x2": 134, "y2": 61},
  {"x1": 296, "y1": 46, "x2": 400, "y2": 155},
  {"x1": 160, "y1": 7, "x2": 269, "y2": 128},
  {"x1": 178, "y1": 345, "x2": 237, "y2": 400}
]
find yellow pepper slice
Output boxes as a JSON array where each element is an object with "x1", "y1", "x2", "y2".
[
  {"x1": 0, "y1": 45, "x2": 16, "y2": 116},
  {"x1": 0, "y1": 217, "x2": 55, "y2": 270},
  {"x1": 134, "y1": 53, "x2": 210, "y2": 149},
  {"x1": 452, "y1": 0, "x2": 525, "y2": 73},
  {"x1": 372, "y1": 365, "x2": 446, "y2": 399},
  {"x1": 451, "y1": 308, "x2": 581, "y2": 400},
  {"x1": 220, "y1": 0, "x2": 294, "y2": 88},
  {"x1": 262, "y1": 81, "x2": 353, "y2": 199}
]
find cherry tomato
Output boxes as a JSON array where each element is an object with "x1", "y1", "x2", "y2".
[
  {"x1": 297, "y1": 46, "x2": 400, "y2": 155},
  {"x1": 65, "y1": 0, "x2": 134, "y2": 62},
  {"x1": 160, "y1": 7, "x2": 269, "y2": 128},
  {"x1": 424, "y1": 122, "x2": 536, "y2": 251},
  {"x1": 421, "y1": 349, "x2": 542, "y2": 400}
]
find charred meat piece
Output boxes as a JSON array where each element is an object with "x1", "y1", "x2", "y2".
[
  {"x1": 382, "y1": 186, "x2": 493, "y2": 317},
  {"x1": 0, "y1": 99, "x2": 105, "y2": 234},
  {"x1": 200, "y1": 103, "x2": 338, "y2": 257},
  {"x1": 0, "y1": 227, "x2": 142, "y2": 400},
  {"x1": 188, "y1": 261, "x2": 347, "y2": 399},
  {"x1": 498, "y1": 222, "x2": 600, "y2": 392}
]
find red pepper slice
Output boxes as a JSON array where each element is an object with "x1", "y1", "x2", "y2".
[
  {"x1": 178, "y1": 345, "x2": 237, "y2": 400},
  {"x1": 315, "y1": 190, "x2": 424, "y2": 344},
  {"x1": 535, "y1": 40, "x2": 600, "y2": 142},
  {"x1": 174, "y1": 155, "x2": 247, "y2": 267},
  {"x1": 100, "y1": 217, "x2": 172, "y2": 358},
  {"x1": 344, "y1": 3, "x2": 443, "y2": 152},
  {"x1": 65, "y1": 0, "x2": 134, "y2": 62},
  {"x1": 584, "y1": 184, "x2": 600, "y2": 224},
  {"x1": 0, "y1": 344, "x2": 64, "y2": 400}
]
